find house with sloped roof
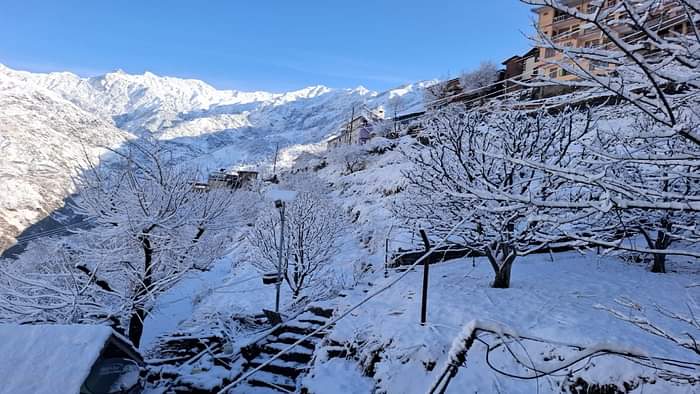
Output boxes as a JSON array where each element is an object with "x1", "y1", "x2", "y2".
[{"x1": 0, "y1": 324, "x2": 143, "y2": 394}]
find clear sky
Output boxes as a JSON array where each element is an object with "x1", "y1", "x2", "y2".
[{"x1": 1, "y1": 1, "x2": 535, "y2": 92}]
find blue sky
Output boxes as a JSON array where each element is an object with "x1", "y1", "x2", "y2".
[{"x1": 1, "y1": 1, "x2": 535, "y2": 92}]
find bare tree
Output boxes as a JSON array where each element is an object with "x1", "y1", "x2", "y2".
[
  {"x1": 387, "y1": 95, "x2": 404, "y2": 138},
  {"x1": 399, "y1": 105, "x2": 588, "y2": 288},
  {"x1": 423, "y1": 78, "x2": 456, "y2": 104},
  {"x1": 66, "y1": 138, "x2": 240, "y2": 347},
  {"x1": 248, "y1": 189, "x2": 344, "y2": 299},
  {"x1": 328, "y1": 144, "x2": 367, "y2": 175},
  {"x1": 460, "y1": 61, "x2": 500, "y2": 90},
  {"x1": 523, "y1": 0, "x2": 700, "y2": 145}
]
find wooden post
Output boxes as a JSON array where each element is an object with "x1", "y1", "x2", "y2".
[
  {"x1": 275, "y1": 201, "x2": 285, "y2": 313},
  {"x1": 384, "y1": 237, "x2": 390, "y2": 278},
  {"x1": 419, "y1": 229, "x2": 431, "y2": 325}
]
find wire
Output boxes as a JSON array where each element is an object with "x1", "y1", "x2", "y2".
[
  {"x1": 10, "y1": 217, "x2": 93, "y2": 246},
  {"x1": 217, "y1": 216, "x2": 470, "y2": 393}
]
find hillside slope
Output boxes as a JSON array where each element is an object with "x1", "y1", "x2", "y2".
[
  {"x1": 0, "y1": 70, "x2": 131, "y2": 251},
  {"x1": 0, "y1": 64, "x2": 429, "y2": 252}
]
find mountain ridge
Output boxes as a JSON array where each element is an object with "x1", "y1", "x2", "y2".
[{"x1": 0, "y1": 63, "x2": 430, "y2": 253}]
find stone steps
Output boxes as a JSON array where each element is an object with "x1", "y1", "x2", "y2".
[
  {"x1": 235, "y1": 305, "x2": 335, "y2": 392},
  {"x1": 246, "y1": 356, "x2": 307, "y2": 379},
  {"x1": 246, "y1": 370, "x2": 297, "y2": 392}
]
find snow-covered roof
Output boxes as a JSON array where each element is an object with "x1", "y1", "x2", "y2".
[{"x1": 0, "y1": 324, "x2": 120, "y2": 394}]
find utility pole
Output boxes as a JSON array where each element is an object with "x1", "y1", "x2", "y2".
[
  {"x1": 419, "y1": 229, "x2": 431, "y2": 325},
  {"x1": 274, "y1": 200, "x2": 286, "y2": 313},
  {"x1": 346, "y1": 106, "x2": 355, "y2": 145},
  {"x1": 272, "y1": 142, "x2": 280, "y2": 176}
]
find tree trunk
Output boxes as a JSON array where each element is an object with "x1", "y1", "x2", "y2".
[
  {"x1": 644, "y1": 218, "x2": 671, "y2": 274},
  {"x1": 129, "y1": 233, "x2": 154, "y2": 348},
  {"x1": 128, "y1": 307, "x2": 147, "y2": 348},
  {"x1": 485, "y1": 242, "x2": 517, "y2": 289},
  {"x1": 651, "y1": 253, "x2": 667, "y2": 274}
]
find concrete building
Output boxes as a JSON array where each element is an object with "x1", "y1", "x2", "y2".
[{"x1": 531, "y1": 0, "x2": 693, "y2": 80}]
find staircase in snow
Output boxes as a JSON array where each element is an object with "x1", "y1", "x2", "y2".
[{"x1": 234, "y1": 306, "x2": 334, "y2": 393}]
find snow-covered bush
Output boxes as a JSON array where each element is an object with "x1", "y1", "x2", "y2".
[{"x1": 328, "y1": 144, "x2": 368, "y2": 175}]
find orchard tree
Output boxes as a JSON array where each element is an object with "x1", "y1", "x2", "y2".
[
  {"x1": 460, "y1": 61, "x2": 500, "y2": 90},
  {"x1": 0, "y1": 238, "x2": 119, "y2": 325},
  {"x1": 524, "y1": 0, "x2": 700, "y2": 146},
  {"x1": 248, "y1": 185, "x2": 344, "y2": 299},
  {"x1": 517, "y1": 0, "x2": 700, "y2": 271},
  {"x1": 71, "y1": 138, "x2": 241, "y2": 347},
  {"x1": 399, "y1": 105, "x2": 589, "y2": 288},
  {"x1": 328, "y1": 144, "x2": 367, "y2": 175}
]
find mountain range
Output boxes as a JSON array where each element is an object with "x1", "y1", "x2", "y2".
[{"x1": 0, "y1": 64, "x2": 429, "y2": 252}]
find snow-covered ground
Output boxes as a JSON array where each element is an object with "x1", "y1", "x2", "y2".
[
  {"x1": 306, "y1": 252, "x2": 698, "y2": 393},
  {"x1": 2, "y1": 60, "x2": 698, "y2": 393}
]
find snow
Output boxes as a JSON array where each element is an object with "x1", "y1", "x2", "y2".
[
  {"x1": 265, "y1": 188, "x2": 298, "y2": 203},
  {"x1": 313, "y1": 252, "x2": 698, "y2": 393},
  {"x1": 0, "y1": 70, "x2": 130, "y2": 251},
  {"x1": 0, "y1": 63, "x2": 428, "y2": 252},
  {"x1": 3, "y1": 43, "x2": 699, "y2": 393},
  {"x1": 301, "y1": 358, "x2": 374, "y2": 394},
  {"x1": 0, "y1": 324, "x2": 114, "y2": 394}
]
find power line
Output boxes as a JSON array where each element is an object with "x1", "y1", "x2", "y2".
[
  {"x1": 217, "y1": 216, "x2": 470, "y2": 393},
  {"x1": 10, "y1": 217, "x2": 93, "y2": 247}
]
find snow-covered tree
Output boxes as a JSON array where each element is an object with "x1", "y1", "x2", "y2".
[
  {"x1": 460, "y1": 61, "x2": 500, "y2": 90},
  {"x1": 587, "y1": 113, "x2": 700, "y2": 272},
  {"x1": 248, "y1": 187, "x2": 344, "y2": 299},
  {"x1": 0, "y1": 238, "x2": 119, "y2": 325},
  {"x1": 512, "y1": 0, "x2": 700, "y2": 271},
  {"x1": 399, "y1": 105, "x2": 588, "y2": 288},
  {"x1": 66, "y1": 138, "x2": 241, "y2": 347},
  {"x1": 523, "y1": 0, "x2": 700, "y2": 146},
  {"x1": 328, "y1": 144, "x2": 367, "y2": 175}
]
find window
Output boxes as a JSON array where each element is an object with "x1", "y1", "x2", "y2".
[
  {"x1": 549, "y1": 69, "x2": 558, "y2": 79},
  {"x1": 560, "y1": 69, "x2": 571, "y2": 77},
  {"x1": 584, "y1": 39, "x2": 599, "y2": 48},
  {"x1": 589, "y1": 60, "x2": 609, "y2": 70},
  {"x1": 545, "y1": 48, "x2": 557, "y2": 58}
]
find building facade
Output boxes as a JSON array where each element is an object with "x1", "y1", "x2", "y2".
[{"x1": 532, "y1": 0, "x2": 693, "y2": 80}]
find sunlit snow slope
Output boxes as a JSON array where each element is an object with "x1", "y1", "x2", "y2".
[{"x1": 0, "y1": 63, "x2": 429, "y2": 252}]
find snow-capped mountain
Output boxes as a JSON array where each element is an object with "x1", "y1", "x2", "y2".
[
  {"x1": 0, "y1": 67, "x2": 131, "y2": 251},
  {"x1": 0, "y1": 63, "x2": 429, "y2": 252}
]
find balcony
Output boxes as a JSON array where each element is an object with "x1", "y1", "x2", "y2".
[{"x1": 553, "y1": 14, "x2": 573, "y2": 23}]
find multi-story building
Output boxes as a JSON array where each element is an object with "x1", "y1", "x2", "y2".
[{"x1": 532, "y1": 0, "x2": 693, "y2": 81}]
